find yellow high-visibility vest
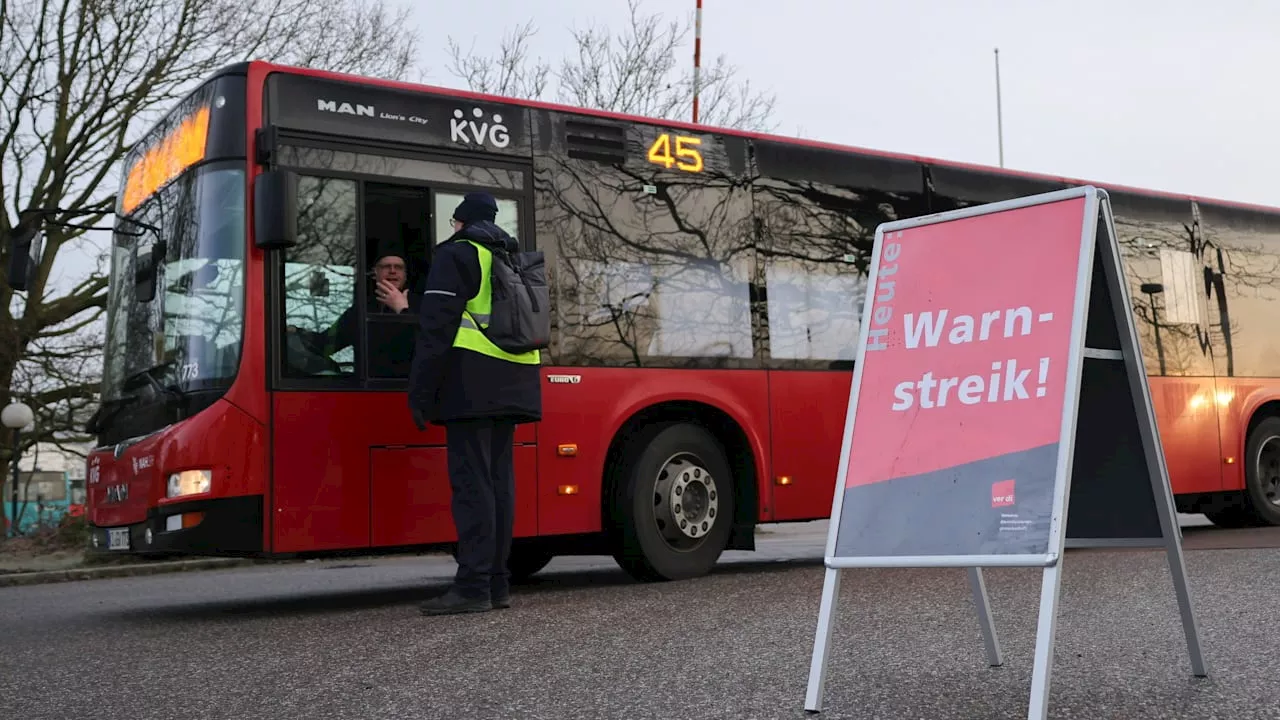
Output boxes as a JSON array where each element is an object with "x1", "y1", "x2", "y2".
[{"x1": 452, "y1": 239, "x2": 541, "y2": 365}]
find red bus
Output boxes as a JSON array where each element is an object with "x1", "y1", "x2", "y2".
[{"x1": 44, "y1": 60, "x2": 1280, "y2": 582}]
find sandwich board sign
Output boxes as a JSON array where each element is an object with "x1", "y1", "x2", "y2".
[{"x1": 802, "y1": 186, "x2": 1208, "y2": 719}]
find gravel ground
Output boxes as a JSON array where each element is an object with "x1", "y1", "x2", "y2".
[{"x1": 0, "y1": 522, "x2": 1276, "y2": 719}]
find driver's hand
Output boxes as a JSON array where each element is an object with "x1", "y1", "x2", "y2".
[{"x1": 375, "y1": 279, "x2": 409, "y2": 313}]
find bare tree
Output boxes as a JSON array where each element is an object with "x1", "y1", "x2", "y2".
[
  {"x1": 445, "y1": 0, "x2": 777, "y2": 132},
  {"x1": 0, "y1": 0, "x2": 423, "y2": 505},
  {"x1": 446, "y1": 20, "x2": 552, "y2": 100}
]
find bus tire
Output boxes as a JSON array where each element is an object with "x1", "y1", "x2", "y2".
[
  {"x1": 507, "y1": 545, "x2": 554, "y2": 583},
  {"x1": 448, "y1": 544, "x2": 555, "y2": 583},
  {"x1": 1242, "y1": 416, "x2": 1280, "y2": 526},
  {"x1": 610, "y1": 422, "x2": 735, "y2": 582}
]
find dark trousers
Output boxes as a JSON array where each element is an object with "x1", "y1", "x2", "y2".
[{"x1": 445, "y1": 418, "x2": 516, "y2": 598}]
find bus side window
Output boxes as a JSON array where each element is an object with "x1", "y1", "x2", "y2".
[
  {"x1": 433, "y1": 191, "x2": 521, "y2": 246},
  {"x1": 280, "y1": 175, "x2": 360, "y2": 378}
]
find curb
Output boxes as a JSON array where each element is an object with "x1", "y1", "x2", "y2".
[{"x1": 0, "y1": 558, "x2": 254, "y2": 588}]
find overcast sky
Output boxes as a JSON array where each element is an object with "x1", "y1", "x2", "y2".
[{"x1": 420, "y1": 0, "x2": 1278, "y2": 207}]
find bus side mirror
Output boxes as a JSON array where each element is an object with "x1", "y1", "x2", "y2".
[
  {"x1": 254, "y1": 169, "x2": 298, "y2": 250},
  {"x1": 7, "y1": 224, "x2": 43, "y2": 292}
]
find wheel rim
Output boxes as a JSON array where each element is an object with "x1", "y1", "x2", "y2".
[
  {"x1": 1255, "y1": 436, "x2": 1280, "y2": 508},
  {"x1": 652, "y1": 453, "x2": 720, "y2": 552}
]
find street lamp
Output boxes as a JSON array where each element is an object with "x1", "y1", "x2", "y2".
[{"x1": 2, "y1": 402, "x2": 34, "y2": 538}]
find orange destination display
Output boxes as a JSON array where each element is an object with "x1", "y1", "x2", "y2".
[
  {"x1": 120, "y1": 104, "x2": 210, "y2": 215},
  {"x1": 803, "y1": 187, "x2": 1209, "y2": 720}
]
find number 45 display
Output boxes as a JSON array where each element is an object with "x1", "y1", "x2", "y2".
[{"x1": 647, "y1": 133, "x2": 704, "y2": 173}]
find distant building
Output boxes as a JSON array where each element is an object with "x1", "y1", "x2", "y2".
[{"x1": 3, "y1": 441, "x2": 91, "y2": 534}]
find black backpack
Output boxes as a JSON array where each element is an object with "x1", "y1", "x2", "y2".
[{"x1": 467, "y1": 237, "x2": 550, "y2": 354}]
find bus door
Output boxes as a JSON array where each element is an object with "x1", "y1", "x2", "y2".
[
  {"x1": 365, "y1": 184, "x2": 541, "y2": 550},
  {"x1": 266, "y1": 142, "x2": 537, "y2": 553}
]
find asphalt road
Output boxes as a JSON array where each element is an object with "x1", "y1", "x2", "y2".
[{"x1": 1, "y1": 519, "x2": 1278, "y2": 720}]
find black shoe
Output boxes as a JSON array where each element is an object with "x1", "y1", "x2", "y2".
[
  {"x1": 491, "y1": 590, "x2": 510, "y2": 610},
  {"x1": 419, "y1": 587, "x2": 492, "y2": 616}
]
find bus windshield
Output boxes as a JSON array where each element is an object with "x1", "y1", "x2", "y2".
[{"x1": 101, "y1": 161, "x2": 246, "y2": 403}]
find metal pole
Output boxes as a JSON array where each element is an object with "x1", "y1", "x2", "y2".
[
  {"x1": 9, "y1": 428, "x2": 19, "y2": 538},
  {"x1": 692, "y1": 0, "x2": 702, "y2": 123},
  {"x1": 994, "y1": 47, "x2": 1004, "y2": 168}
]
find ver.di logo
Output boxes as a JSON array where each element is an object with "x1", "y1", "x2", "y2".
[
  {"x1": 451, "y1": 107, "x2": 510, "y2": 149},
  {"x1": 991, "y1": 479, "x2": 1016, "y2": 508}
]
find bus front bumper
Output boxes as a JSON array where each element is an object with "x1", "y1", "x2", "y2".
[{"x1": 88, "y1": 495, "x2": 264, "y2": 557}]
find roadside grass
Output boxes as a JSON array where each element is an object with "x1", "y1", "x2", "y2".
[{"x1": 0, "y1": 514, "x2": 138, "y2": 574}]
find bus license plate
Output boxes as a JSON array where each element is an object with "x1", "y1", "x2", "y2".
[{"x1": 107, "y1": 528, "x2": 130, "y2": 550}]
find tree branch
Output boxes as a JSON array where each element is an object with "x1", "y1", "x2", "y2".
[
  {"x1": 2, "y1": 0, "x2": 425, "y2": 450},
  {"x1": 443, "y1": 0, "x2": 776, "y2": 132}
]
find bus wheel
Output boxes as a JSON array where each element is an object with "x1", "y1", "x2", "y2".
[
  {"x1": 507, "y1": 546, "x2": 554, "y2": 583},
  {"x1": 448, "y1": 544, "x2": 554, "y2": 583},
  {"x1": 611, "y1": 422, "x2": 735, "y2": 582},
  {"x1": 1244, "y1": 416, "x2": 1280, "y2": 526}
]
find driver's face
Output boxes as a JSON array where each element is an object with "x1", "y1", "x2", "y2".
[{"x1": 374, "y1": 256, "x2": 406, "y2": 289}]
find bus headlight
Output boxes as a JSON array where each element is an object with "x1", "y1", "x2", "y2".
[{"x1": 167, "y1": 470, "x2": 212, "y2": 498}]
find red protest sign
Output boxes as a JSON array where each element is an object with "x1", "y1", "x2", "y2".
[
  {"x1": 808, "y1": 187, "x2": 1207, "y2": 720},
  {"x1": 830, "y1": 194, "x2": 1093, "y2": 562}
]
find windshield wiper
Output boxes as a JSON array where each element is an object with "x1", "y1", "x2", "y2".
[
  {"x1": 86, "y1": 394, "x2": 139, "y2": 435},
  {"x1": 84, "y1": 364, "x2": 190, "y2": 437},
  {"x1": 126, "y1": 361, "x2": 189, "y2": 404}
]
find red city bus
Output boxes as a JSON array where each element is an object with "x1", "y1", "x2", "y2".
[{"x1": 46, "y1": 60, "x2": 1280, "y2": 582}]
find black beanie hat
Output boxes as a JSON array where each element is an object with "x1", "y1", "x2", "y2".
[
  {"x1": 452, "y1": 192, "x2": 498, "y2": 225},
  {"x1": 374, "y1": 237, "x2": 404, "y2": 264}
]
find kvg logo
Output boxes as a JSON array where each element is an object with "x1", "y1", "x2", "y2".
[{"x1": 451, "y1": 107, "x2": 510, "y2": 149}]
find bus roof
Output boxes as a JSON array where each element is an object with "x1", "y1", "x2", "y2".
[{"x1": 238, "y1": 59, "x2": 1279, "y2": 217}]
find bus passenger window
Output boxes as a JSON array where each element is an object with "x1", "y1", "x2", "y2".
[{"x1": 281, "y1": 175, "x2": 359, "y2": 378}]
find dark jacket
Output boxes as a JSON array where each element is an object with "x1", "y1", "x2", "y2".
[
  {"x1": 407, "y1": 220, "x2": 542, "y2": 425},
  {"x1": 298, "y1": 290, "x2": 422, "y2": 377}
]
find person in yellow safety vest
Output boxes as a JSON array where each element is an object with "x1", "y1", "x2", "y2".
[{"x1": 408, "y1": 191, "x2": 542, "y2": 616}]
